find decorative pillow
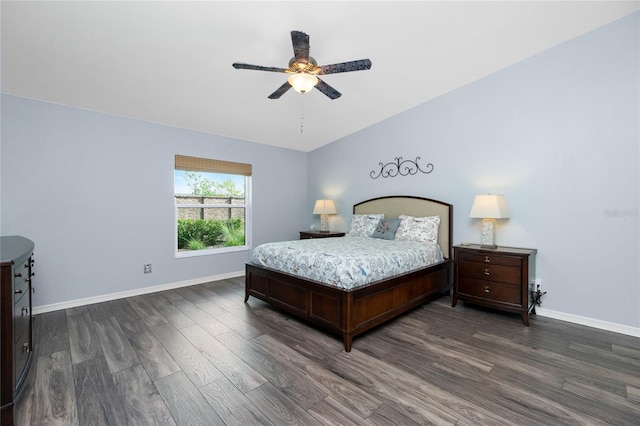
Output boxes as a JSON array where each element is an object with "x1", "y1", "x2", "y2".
[
  {"x1": 371, "y1": 218, "x2": 401, "y2": 240},
  {"x1": 347, "y1": 214, "x2": 385, "y2": 237},
  {"x1": 395, "y1": 215, "x2": 440, "y2": 244}
]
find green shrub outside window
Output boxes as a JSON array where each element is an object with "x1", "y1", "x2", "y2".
[{"x1": 177, "y1": 218, "x2": 245, "y2": 251}]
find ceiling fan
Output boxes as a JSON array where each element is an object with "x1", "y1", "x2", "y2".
[{"x1": 232, "y1": 30, "x2": 372, "y2": 100}]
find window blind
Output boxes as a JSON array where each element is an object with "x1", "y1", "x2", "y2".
[{"x1": 175, "y1": 155, "x2": 252, "y2": 176}]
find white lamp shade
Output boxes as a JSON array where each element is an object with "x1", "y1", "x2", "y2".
[
  {"x1": 288, "y1": 73, "x2": 318, "y2": 93},
  {"x1": 313, "y1": 199, "x2": 337, "y2": 215},
  {"x1": 469, "y1": 194, "x2": 509, "y2": 219}
]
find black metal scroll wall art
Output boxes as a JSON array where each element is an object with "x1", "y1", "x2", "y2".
[{"x1": 370, "y1": 156, "x2": 434, "y2": 179}]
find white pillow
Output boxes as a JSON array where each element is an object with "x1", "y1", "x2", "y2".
[
  {"x1": 395, "y1": 215, "x2": 440, "y2": 244},
  {"x1": 347, "y1": 214, "x2": 385, "y2": 237}
]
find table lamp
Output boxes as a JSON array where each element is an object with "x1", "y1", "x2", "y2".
[
  {"x1": 313, "y1": 199, "x2": 337, "y2": 232},
  {"x1": 469, "y1": 194, "x2": 509, "y2": 249}
]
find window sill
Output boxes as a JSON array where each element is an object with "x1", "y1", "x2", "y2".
[{"x1": 175, "y1": 245, "x2": 249, "y2": 258}]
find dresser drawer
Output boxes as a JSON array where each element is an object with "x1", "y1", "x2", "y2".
[
  {"x1": 13, "y1": 274, "x2": 30, "y2": 305},
  {"x1": 457, "y1": 277, "x2": 521, "y2": 305},
  {"x1": 13, "y1": 293, "x2": 31, "y2": 344},
  {"x1": 13, "y1": 325, "x2": 30, "y2": 389},
  {"x1": 457, "y1": 251, "x2": 522, "y2": 267},
  {"x1": 458, "y1": 261, "x2": 521, "y2": 285}
]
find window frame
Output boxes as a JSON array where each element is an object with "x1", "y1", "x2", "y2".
[{"x1": 174, "y1": 156, "x2": 252, "y2": 258}]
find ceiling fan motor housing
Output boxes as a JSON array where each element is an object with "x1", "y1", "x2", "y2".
[{"x1": 288, "y1": 57, "x2": 318, "y2": 73}]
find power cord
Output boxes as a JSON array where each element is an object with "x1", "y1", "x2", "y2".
[{"x1": 529, "y1": 284, "x2": 547, "y2": 314}]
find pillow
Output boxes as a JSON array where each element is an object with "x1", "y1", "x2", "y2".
[
  {"x1": 371, "y1": 218, "x2": 401, "y2": 240},
  {"x1": 395, "y1": 215, "x2": 440, "y2": 244},
  {"x1": 347, "y1": 214, "x2": 385, "y2": 237}
]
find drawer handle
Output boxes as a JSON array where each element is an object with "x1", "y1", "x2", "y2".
[
  {"x1": 21, "y1": 306, "x2": 29, "y2": 316},
  {"x1": 483, "y1": 269, "x2": 490, "y2": 276},
  {"x1": 22, "y1": 343, "x2": 30, "y2": 353},
  {"x1": 15, "y1": 272, "x2": 23, "y2": 278},
  {"x1": 484, "y1": 286, "x2": 490, "y2": 293},
  {"x1": 15, "y1": 289, "x2": 23, "y2": 294},
  {"x1": 484, "y1": 256, "x2": 491, "y2": 263}
]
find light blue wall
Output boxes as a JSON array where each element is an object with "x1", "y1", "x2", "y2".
[
  {"x1": 1, "y1": 96, "x2": 308, "y2": 307},
  {"x1": 309, "y1": 13, "x2": 639, "y2": 328},
  {"x1": 2, "y1": 12, "x2": 637, "y2": 331}
]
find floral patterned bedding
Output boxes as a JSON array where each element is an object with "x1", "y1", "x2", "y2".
[{"x1": 250, "y1": 236, "x2": 444, "y2": 290}]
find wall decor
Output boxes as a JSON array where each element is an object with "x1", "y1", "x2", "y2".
[{"x1": 370, "y1": 156, "x2": 434, "y2": 179}]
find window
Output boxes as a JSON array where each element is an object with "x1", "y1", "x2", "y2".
[{"x1": 174, "y1": 155, "x2": 251, "y2": 257}]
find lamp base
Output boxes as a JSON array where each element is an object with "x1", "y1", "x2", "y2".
[
  {"x1": 480, "y1": 218, "x2": 497, "y2": 249},
  {"x1": 319, "y1": 214, "x2": 330, "y2": 232}
]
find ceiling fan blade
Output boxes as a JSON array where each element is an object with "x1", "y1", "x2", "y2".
[
  {"x1": 315, "y1": 78, "x2": 341, "y2": 99},
  {"x1": 291, "y1": 30, "x2": 310, "y2": 63},
  {"x1": 317, "y1": 59, "x2": 372, "y2": 75},
  {"x1": 233, "y1": 63, "x2": 288, "y2": 73},
  {"x1": 268, "y1": 81, "x2": 292, "y2": 99}
]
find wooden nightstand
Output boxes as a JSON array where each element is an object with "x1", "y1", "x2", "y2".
[
  {"x1": 299, "y1": 230, "x2": 345, "y2": 240},
  {"x1": 452, "y1": 244, "x2": 536, "y2": 325}
]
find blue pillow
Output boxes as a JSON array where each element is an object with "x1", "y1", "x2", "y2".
[{"x1": 371, "y1": 218, "x2": 401, "y2": 240}]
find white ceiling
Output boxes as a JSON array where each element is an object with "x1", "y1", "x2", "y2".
[{"x1": 2, "y1": 1, "x2": 638, "y2": 152}]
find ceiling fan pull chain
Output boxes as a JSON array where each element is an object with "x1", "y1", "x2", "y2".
[{"x1": 300, "y1": 97, "x2": 305, "y2": 134}]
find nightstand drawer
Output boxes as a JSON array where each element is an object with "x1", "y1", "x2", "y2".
[
  {"x1": 458, "y1": 261, "x2": 521, "y2": 285},
  {"x1": 457, "y1": 278, "x2": 521, "y2": 304},
  {"x1": 457, "y1": 251, "x2": 522, "y2": 267}
]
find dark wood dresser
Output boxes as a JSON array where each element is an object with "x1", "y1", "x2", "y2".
[
  {"x1": 452, "y1": 244, "x2": 536, "y2": 325},
  {"x1": 1, "y1": 236, "x2": 35, "y2": 425}
]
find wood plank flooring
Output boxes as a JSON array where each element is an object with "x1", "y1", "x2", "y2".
[{"x1": 14, "y1": 277, "x2": 640, "y2": 425}]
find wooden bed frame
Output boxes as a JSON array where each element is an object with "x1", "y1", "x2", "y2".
[{"x1": 244, "y1": 195, "x2": 453, "y2": 352}]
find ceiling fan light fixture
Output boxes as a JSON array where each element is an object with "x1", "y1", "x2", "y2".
[{"x1": 288, "y1": 72, "x2": 318, "y2": 93}]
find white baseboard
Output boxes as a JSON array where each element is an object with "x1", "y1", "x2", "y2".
[
  {"x1": 32, "y1": 271, "x2": 245, "y2": 315},
  {"x1": 536, "y1": 307, "x2": 640, "y2": 338},
  {"x1": 33, "y1": 273, "x2": 640, "y2": 339}
]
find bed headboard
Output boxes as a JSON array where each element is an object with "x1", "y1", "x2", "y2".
[{"x1": 353, "y1": 195, "x2": 453, "y2": 259}]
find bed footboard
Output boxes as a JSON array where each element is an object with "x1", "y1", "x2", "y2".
[{"x1": 245, "y1": 260, "x2": 452, "y2": 351}]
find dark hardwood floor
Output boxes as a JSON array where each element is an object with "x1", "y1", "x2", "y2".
[{"x1": 14, "y1": 277, "x2": 640, "y2": 425}]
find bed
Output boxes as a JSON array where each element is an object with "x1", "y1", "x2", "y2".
[{"x1": 244, "y1": 195, "x2": 453, "y2": 351}]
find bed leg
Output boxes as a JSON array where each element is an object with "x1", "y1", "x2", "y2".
[
  {"x1": 244, "y1": 291, "x2": 250, "y2": 303},
  {"x1": 344, "y1": 335, "x2": 352, "y2": 352}
]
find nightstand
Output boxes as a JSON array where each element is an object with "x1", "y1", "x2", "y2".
[
  {"x1": 299, "y1": 230, "x2": 345, "y2": 240},
  {"x1": 452, "y1": 244, "x2": 536, "y2": 325}
]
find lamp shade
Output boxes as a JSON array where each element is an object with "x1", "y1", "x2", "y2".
[
  {"x1": 313, "y1": 199, "x2": 337, "y2": 215},
  {"x1": 469, "y1": 194, "x2": 509, "y2": 219},
  {"x1": 288, "y1": 72, "x2": 318, "y2": 93}
]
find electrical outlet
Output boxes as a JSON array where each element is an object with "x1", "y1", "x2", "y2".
[
  {"x1": 144, "y1": 264, "x2": 152, "y2": 274},
  {"x1": 534, "y1": 278, "x2": 542, "y2": 291}
]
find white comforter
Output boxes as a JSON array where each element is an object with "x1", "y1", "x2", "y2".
[{"x1": 250, "y1": 236, "x2": 444, "y2": 290}]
